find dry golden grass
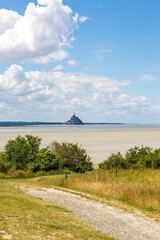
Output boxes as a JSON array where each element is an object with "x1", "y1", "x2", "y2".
[{"x1": 62, "y1": 169, "x2": 160, "y2": 214}]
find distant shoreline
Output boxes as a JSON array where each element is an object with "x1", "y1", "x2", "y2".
[{"x1": 0, "y1": 121, "x2": 125, "y2": 127}]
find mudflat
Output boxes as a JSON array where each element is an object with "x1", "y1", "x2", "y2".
[{"x1": 0, "y1": 128, "x2": 160, "y2": 165}]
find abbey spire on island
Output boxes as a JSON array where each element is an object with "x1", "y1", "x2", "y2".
[{"x1": 64, "y1": 113, "x2": 84, "y2": 125}]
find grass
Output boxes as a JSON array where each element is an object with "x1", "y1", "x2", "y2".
[
  {"x1": 63, "y1": 169, "x2": 160, "y2": 217},
  {"x1": 6, "y1": 169, "x2": 160, "y2": 221},
  {"x1": 0, "y1": 182, "x2": 114, "y2": 240}
]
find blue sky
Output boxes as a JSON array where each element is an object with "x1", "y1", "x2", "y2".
[{"x1": 0, "y1": 0, "x2": 160, "y2": 123}]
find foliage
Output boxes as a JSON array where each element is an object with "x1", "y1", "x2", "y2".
[
  {"x1": 99, "y1": 145, "x2": 160, "y2": 170},
  {"x1": 125, "y1": 146, "x2": 152, "y2": 167},
  {"x1": 48, "y1": 141, "x2": 93, "y2": 173},
  {"x1": 99, "y1": 152, "x2": 127, "y2": 169},
  {"x1": 99, "y1": 152, "x2": 128, "y2": 176},
  {"x1": 4, "y1": 135, "x2": 42, "y2": 170},
  {"x1": 31, "y1": 148, "x2": 60, "y2": 172},
  {"x1": 0, "y1": 152, "x2": 13, "y2": 173},
  {"x1": 150, "y1": 149, "x2": 160, "y2": 169},
  {"x1": 2, "y1": 133, "x2": 160, "y2": 178},
  {"x1": 0, "y1": 135, "x2": 93, "y2": 176}
]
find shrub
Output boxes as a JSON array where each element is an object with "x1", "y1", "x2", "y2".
[
  {"x1": 4, "y1": 135, "x2": 41, "y2": 170},
  {"x1": 48, "y1": 141, "x2": 93, "y2": 173},
  {"x1": 99, "y1": 152, "x2": 128, "y2": 175},
  {"x1": 99, "y1": 145, "x2": 160, "y2": 171},
  {"x1": 125, "y1": 145, "x2": 152, "y2": 167},
  {"x1": 31, "y1": 148, "x2": 60, "y2": 172},
  {"x1": 150, "y1": 149, "x2": 160, "y2": 169},
  {"x1": 0, "y1": 152, "x2": 13, "y2": 173}
]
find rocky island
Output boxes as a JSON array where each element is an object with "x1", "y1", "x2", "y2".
[{"x1": 65, "y1": 113, "x2": 84, "y2": 125}]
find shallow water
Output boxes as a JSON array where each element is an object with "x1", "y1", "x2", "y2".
[{"x1": 1, "y1": 123, "x2": 160, "y2": 133}]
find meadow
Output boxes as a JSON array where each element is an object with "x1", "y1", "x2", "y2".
[{"x1": 6, "y1": 169, "x2": 160, "y2": 222}]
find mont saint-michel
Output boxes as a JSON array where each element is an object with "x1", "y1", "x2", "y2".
[{"x1": 64, "y1": 113, "x2": 84, "y2": 125}]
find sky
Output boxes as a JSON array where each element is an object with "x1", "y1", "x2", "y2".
[{"x1": 0, "y1": 0, "x2": 160, "y2": 123}]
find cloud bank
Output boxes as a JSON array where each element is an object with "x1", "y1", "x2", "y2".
[
  {"x1": 0, "y1": 64, "x2": 157, "y2": 122},
  {"x1": 0, "y1": 0, "x2": 86, "y2": 63}
]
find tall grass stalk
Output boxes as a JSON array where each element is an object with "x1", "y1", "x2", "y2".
[{"x1": 63, "y1": 169, "x2": 160, "y2": 212}]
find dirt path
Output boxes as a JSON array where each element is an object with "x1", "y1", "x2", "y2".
[{"x1": 16, "y1": 185, "x2": 160, "y2": 240}]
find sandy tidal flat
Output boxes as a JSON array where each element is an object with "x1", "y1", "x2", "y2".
[{"x1": 0, "y1": 128, "x2": 160, "y2": 166}]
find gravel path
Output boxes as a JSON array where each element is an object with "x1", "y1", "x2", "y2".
[{"x1": 17, "y1": 185, "x2": 160, "y2": 240}]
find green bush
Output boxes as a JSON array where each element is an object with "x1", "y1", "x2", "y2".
[
  {"x1": 99, "y1": 152, "x2": 128, "y2": 170},
  {"x1": 0, "y1": 152, "x2": 13, "y2": 173},
  {"x1": 31, "y1": 148, "x2": 60, "y2": 172},
  {"x1": 48, "y1": 141, "x2": 93, "y2": 173},
  {"x1": 99, "y1": 145, "x2": 160, "y2": 171},
  {"x1": 125, "y1": 145, "x2": 152, "y2": 167},
  {"x1": 150, "y1": 149, "x2": 160, "y2": 169},
  {"x1": 4, "y1": 135, "x2": 41, "y2": 170},
  {"x1": 0, "y1": 136, "x2": 93, "y2": 176}
]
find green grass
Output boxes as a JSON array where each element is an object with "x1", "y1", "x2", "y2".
[{"x1": 0, "y1": 182, "x2": 114, "y2": 240}]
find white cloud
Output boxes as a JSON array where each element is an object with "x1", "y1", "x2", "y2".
[
  {"x1": 151, "y1": 106, "x2": 160, "y2": 113},
  {"x1": 0, "y1": 103, "x2": 4, "y2": 109},
  {"x1": 70, "y1": 98, "x2": 82, "y2": 105},
  {"x1": 114, "y1": 95, "x2": 148, "y2": 109},
  {"x1": 33, "y1": 50, "x2": 69, "y2": 64},
  {"x1": 0, "y1": 64, "x2": 157, "y2": 122},
  {"x1": 72, "y1": 13, "x2": 79, "y2": 23},
  {"x1": 138, "y1": 73, "x2": 157, "y2": 82},
  {"x1": 79, "y1": 16, "x2": 89, "y2": 23},
  {"x1": 0, "y1": 0, "x2": 84, "y2": 63},
  {"x1": 67, "y1": 60, "x2": 77, "y2": 66},
  {"x1": 0, "y1": 9, "x2": 21, "y2": 34},
  {"x1": 70, "y1": 36, "x2": 76, "y2": 42},
  {"x1": 53, "y1": 65, "x2": 64, "y2": 71},
  {"x1": 72, "y1": 13, "x2": 88, "y2": 23}
]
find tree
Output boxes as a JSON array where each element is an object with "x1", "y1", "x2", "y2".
[
  {"x1": 125, "y1": 145, "x2": 152, "y2": 168},
  {"x1": 99, "y1": 152, "x2": 127, "y2": 176},
  {"x1": 48, "y1": 141, "x2": 93, "y2": 173},
  {"x1": 32, "y1": 148, "x2": 60, "y2": 172},
  {"x1": 0, "y1": 152, "x2": 12, "y2": 173},
  {"x1": 150, "y1": 149, "x2": 160, "y2": 169},
  {"x1": 4, "y1": 135, "x2": 41, "y2": 170}
]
